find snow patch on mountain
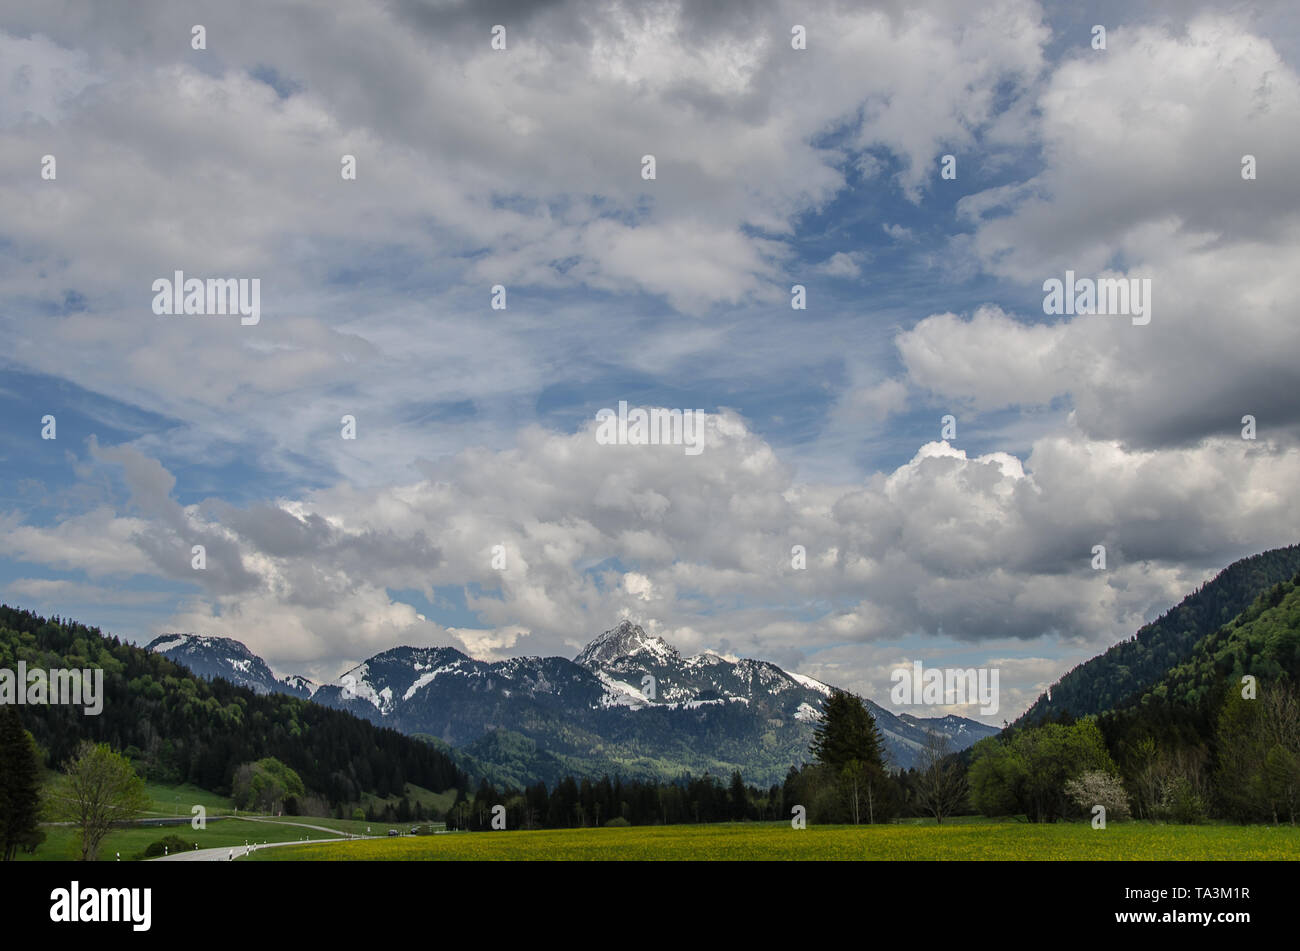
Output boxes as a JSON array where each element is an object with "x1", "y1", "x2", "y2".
[
  {"x1": 787, "y1": 671, "x2": 833, "y2": 696},
  {"x1": 280, "y1": 674, "x2": 318, "y2": 697},
  {"x1": 593, "y1": 670, "x2": 651, "y2": 708},
  {"x1": 149, "y1": 636, "x2": 189, "y2": 653},
  {"x1": 663, "y1": 696, "x2": 749, "y2": 710},
  {"x1": 794, "y1": 702, "x2": 821, "y2": 722},
  {"x1": 403, "y1": 665, "x2": 458, "y2": 701},
  {"x1": 339, "y1": 664, "x2": 394, "y2": 714},
  {"x1": 684, "y1": 651, "x2": 728, "y2": 668}
]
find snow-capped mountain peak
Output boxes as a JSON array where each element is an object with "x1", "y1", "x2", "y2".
[
  {"x1": 326, "y1": 645, "x2": 472, "y2": 713},
  {"x1": 151, "y1": 623, "x2": 1000, "y2": 779},
  {"x1": 574, "y1": 620, "x2": 679, "y2": 668},
  {"x1": 146, "y1": 633, "x2": 315, "y2": 699}
]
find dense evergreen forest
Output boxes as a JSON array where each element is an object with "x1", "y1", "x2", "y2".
[{"x1": 441, "y1": 692, "x2": 945, "y2": 830}]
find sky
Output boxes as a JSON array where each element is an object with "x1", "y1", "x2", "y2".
[{"x1": 1, "y1": 0, "x2": 1298, "y2": 725}]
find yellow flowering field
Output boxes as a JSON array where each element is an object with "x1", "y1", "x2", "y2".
[{"x1": 247, "y1": 821, "x2": 1300, "y2": 861}]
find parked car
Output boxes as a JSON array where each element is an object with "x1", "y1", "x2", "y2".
[{"x1": 387, "y1": 829, "x2": 398, "y2": 836}]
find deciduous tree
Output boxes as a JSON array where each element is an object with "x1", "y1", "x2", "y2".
[
  {"x1": 51, "y1": 741, "x2": 150, "y2": 861},
  {"x1": 913, "y1": 731, "x2": 968, "y2": 824}
]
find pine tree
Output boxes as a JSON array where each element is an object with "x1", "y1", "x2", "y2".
[
  {"x1": 810, "y1": 690, "x2": 885, "y2": 772},
  {"x1": 728, "y1": 770, "x2": 747, "y2": 820},
  {"x1": 0, "y1": 707, "x2": 45, "y2": 860}
]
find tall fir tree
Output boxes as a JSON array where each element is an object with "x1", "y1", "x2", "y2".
[
  {"x1": 0, "y1": 706, "x2": 44, "y2": 860},
  {"x1": 810, "y1": 690, "x2": 885, "y2": 772},
  {"x1": 729, "y1": 770, "x2": 747, "y2": 820}
]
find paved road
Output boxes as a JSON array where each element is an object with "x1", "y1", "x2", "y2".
[
  {"x1": 153, "y1": 817, "x2": 381, "y2": 861},
  {"x1": 155, "y1": 836, "x2": 376, "y2": 861}
]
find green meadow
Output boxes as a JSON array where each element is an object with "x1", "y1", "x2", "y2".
[
  {"x1": 17, "y1": 816, "x2": 350, "y2": 861},
  {"x1": 139, "y1": 782, "x2": 239, "y2": 818},
  {"x1": 359, "y1": 782, "x2": 457, "y2": 818},
  {"x1": 20, "y1": 779, "x2": 450, "y2": 859},
  {"x1": 244, "y1": 820, "x2": 1300, "y2": 861},
  {"x1": 23, "y1": 777, "x2": 1299, "y2": 861}
]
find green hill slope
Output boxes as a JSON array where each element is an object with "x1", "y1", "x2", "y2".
[
  {"x1": 1123, "y1": 573, "x2": 1300, "y2": 711},
  {"x1": 1015, "y1": 544, "x2": 1300, "y2": 726}
]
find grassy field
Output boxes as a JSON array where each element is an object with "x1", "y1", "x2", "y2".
[
  {"x1": 140, "y1": 782, "x2": 238, "y2": 818},
  {"x1": 245, "y1": 820, "x2": 1300, "y2": 861},
  {"x1": 23, "y1": 776, "x2": 452, "y2": 860},
  {"x1": 359, "y1": 782, "x2": 457, "y2": 818},
  {"x1": 18, "y1": 815, "x2": 359, "y2": 861}
]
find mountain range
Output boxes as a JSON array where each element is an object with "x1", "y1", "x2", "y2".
[{"x1": 146, "y1": 620, "x2": 997, "y2": 785}]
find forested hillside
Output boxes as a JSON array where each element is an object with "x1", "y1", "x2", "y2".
[
  {"x1": 970, "y1": 554, "x2": 1300, "y2": 825},
  {"x1": 1134, "y1": 574, "x2": 1300, "y2": 708},
  {"x1": 1016, "y1": 544, "x2": 1300, "y2": 726},
  {"x1": 0, "y1": 606, "x2": 467, "y2": 809},
  {"x1": 1094, "y1": 571, "x2": 1300, "y2": 821}
]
